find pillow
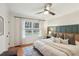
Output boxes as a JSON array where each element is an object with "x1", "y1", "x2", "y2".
[
  {"x1": 61, "y1": 39, "x2": 69, "y2": 45},
  {"x1": 58, "y1": 37, "x2": 63, "y2": 40},
  {"x1": 50, "y1": 36, "x2": 55, "y2": 39},
  {"x1": 52, "y1": 33, "x2": 57, "y2": 37},
  {"x1": 54, "y1": 38, "x2": 61, "y2": 43},
  {"x1": 49, "y1": 37, "x2": 55, "y2": 41}
]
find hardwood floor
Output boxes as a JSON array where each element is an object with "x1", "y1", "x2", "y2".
[{"x1": 8, "y1": 43, "x2": 33, "y2": 56}]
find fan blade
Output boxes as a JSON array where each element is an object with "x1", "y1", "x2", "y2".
[
  {"x1": 49, "y1": 11, "x2": 55, "y2": 15},
  {"x1": 36, "y1": 11, "x2": 45, "y2": 14}
]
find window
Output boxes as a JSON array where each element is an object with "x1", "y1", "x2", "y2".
[
  {"x1": 24, "y1": 21, "x2": 39, "y2": 36},
  {"x1": 25, "y1": 22, "x2": 32, "y2": 28},
  {"x1": 33, "y1": 29, "x2": 39, "y2": 33},
  {"x1": 33, "y1": 23, "x2": 39, "y2": 28},
  {"x1": 25, "y1": 29, "x2": 32, "y2": 36}
]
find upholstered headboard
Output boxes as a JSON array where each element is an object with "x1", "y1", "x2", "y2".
[
  {"x1": 56, "y1": 33, "x2": 64, "y2": 39},
  {"x1": 64, "y1": 33, "x2": 75, "y2": 45},
  {"x1": 51, "y1": 32, "x2": 76, "y2": 45},
  {"x1": 75, "y1": 34, "x2": 79, "y2": 42}
]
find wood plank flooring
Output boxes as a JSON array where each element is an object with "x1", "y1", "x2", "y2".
[{"x1": 8, "y1": 44, "x2": 33, "y2": 56}]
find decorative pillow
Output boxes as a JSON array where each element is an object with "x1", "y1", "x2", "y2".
[
  {"x1": 61, "y1": 39, "x2": 69, "y2": 45},
  {"x1": 49, "y1": 37, "x2": 55, "y2": 41},
  {"x1": 54, "y1": 38, "x2": 61, "y2": 43},
  {"x1": 58, "y1": 37, "x2": 63, "y2": 41}
]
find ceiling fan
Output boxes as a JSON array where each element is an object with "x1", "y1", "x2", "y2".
[{"x1": 36, "y1": 3, "x2": 55, "y2": 15}]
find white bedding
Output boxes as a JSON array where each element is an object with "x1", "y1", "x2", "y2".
[
  {"x1": 34, "y1": 39, "x2": 79, "y2": 56},
  {"x1": 34, "y1": 40, "x2": 67, "y2": 56}
]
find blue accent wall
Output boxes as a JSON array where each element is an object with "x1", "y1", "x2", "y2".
[{"x1": 49, "y1": 24, "x2": 79, "y2": 33}]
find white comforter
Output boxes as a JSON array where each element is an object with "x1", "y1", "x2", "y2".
[{"x1": 34, "y1": 39, "x2": 79, "y2": 56}]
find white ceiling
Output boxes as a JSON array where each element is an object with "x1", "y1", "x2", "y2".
[{"x1": 7, "y1": 3, "x2": 79, "y2": 20}]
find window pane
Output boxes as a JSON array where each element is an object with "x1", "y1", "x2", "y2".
[
  {"x1": 33, "y1": 23, "x2": 39, "y2": 28},
  {"x1": 25, "y1": 22, "x2": 32, "y2": 28},
  {"x1": 33, "y1": 29, "x2": 39, "y2": 34},
  {"x1": 25, "y1": 29, "x2": 32, "y2": 36}
]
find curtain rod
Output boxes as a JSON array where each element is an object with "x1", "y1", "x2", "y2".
[{"x1": 14, "y1": 16, "x2": 45, "y2": 21}]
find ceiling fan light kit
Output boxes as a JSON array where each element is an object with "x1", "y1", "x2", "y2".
[
  {"x1": 46, "y1": 7, "x2": 50, "y2": 10},
  {"x1": 36, "y1": 3, "x2": 56, "y2": 16},
  {"x1": 44, "y1": 11, "x2": 49, "y2": 14}
]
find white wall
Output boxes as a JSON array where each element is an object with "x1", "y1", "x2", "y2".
[
  {"x1": 8, "y1": 13, "x2": 16, "y2": 47},
  {"x1": 0, "y1": 4, "x2": 9, "y2": 54},
  {"x1": 48, "y1": 10, "x2": 79, "y2": 26},
  {"x1": 40, "y1": 20, "x2": 48, "y2": 36}
]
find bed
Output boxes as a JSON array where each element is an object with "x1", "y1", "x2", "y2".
[{"x1": 33, "y1": 33, "x2": 79, "y2": 56}]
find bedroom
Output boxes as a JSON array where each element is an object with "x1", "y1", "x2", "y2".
[{"x1": 0, "y1": 3, "x2": 79, "y2": 56}]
